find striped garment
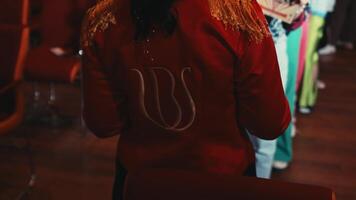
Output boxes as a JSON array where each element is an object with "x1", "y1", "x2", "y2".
[{"x1": 268, "y1": 18, "x2": 286, "y2": 42}]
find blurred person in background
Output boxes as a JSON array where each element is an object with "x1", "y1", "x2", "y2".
[
  {"x1": 249, "y1": 0, "x2": 306, "y2": 178},
  {"x1": 319, "y1": 0, "x2": 356, "y2": 55},
  {"x1": 298, "y1": 0, "x2": 335, "y2": 114},
  {"x1": 81, "y1": 0, "x2": 290, "y2": 198},
  {"x1": 249, "y1": 15, "x2": 289, "y2": 179},
  {"x1": 296, "y1": 17, "x2": 309, "y2": 92},
  {"x1": 273, "y1": 0, "x2": 309, "y2": 170}
]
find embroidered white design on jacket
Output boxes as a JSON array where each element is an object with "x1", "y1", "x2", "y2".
[{"x1": 130, "y1": 67, "x2": 196, "y2": 132}]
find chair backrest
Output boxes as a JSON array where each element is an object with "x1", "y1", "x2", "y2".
[
  {"x1": 0, "y1": 0, "x2": 29, "y2": 26},
  {"x1": 0, "y1": 25, "x2": 30, "y2": 87},
  {"x1": 0, "y1": 0, "x2": 29, "y2": 128},
  {"x1": 30, "y1": 0, "x2": 96, "y2": 48},
  {"x1": 124, "y1": 169, "x2": 336, "y2": 200},
  {"x1": 0, "y1": 0, "x2": 29, "y2": 86}
]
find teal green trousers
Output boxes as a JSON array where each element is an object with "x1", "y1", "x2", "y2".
[{"x1": 274, "y1": 27, "x2": 302, "y2": 163}]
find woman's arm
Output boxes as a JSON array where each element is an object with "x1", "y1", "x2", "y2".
[
  {"x1": 82, "y1": 36, "x2": 128, "y2": 138},
  {"x1": 234, "y1": 35, "x2": 291, "y2": 140}
]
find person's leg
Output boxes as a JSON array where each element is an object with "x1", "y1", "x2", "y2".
[
  {"x1": 274, "y1": 34, "x2": 289, "y2": 90},
  {"x1": 286, "y1": 27, "x2": 302, "y2": 113},
  {"x1": 343, "y1": 0, "x2": 356, "y2": 45},
  {"x1": 350, "y1": 2, "x2": 356, "y2": 44},
  {"x1": 297, "y1": 21, "x2": 309, "y2": 91},
  {"x1": 307, "y1": 53, "x2": 320, "y2": 107},
  {"x1": 274, "y1": 27, "x2": 302, "y2": 165},
  {"x1": 320, "y1": 0, "x2": 351, "y2": 55},
  {"x1": 112, "y1": 160, "x2": 128, "y2": 200},
  {"x1": 328, "y1": 0, "x2": 350, "y2": 45},
  {"x1": 351, "y1": 1, "x2": 356, "y2": 44},
  {"x1": 319, "y1": 13, "x2": 337, "y2": 55},
  {"x1": 248, "y1": 33, "x2": 288, "y2": 179},
  {"x1": 299, "y1": 15, "x2": 325, "y2": 111},
  {"x1": 249, "y1": 135, "x2": 277, "y2": 179},
  {"x1": 243, "y1": 164, "x2": 257, "y2": 177}
]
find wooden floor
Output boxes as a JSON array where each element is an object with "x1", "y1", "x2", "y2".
[
  {"x1": 0, "y1": 49, "x2": 355, "y2": 200},
  {"x1": 273, "y1": 49, "x2": 356, "y2": 200}
]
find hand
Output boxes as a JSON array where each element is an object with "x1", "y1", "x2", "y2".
[
  {"x1": 294, "y1": 0, "x2": 308, "y2": 5},
  {"x1": 299, "y1": 0, "x2": 308, "y2": 5}
]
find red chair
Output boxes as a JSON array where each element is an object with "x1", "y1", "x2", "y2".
[
  {"x1": 0, "y1": 0, "x2": 29, "y2": 25},
  {"x1": 0, "y1": 0, "x2": 29, "y2": 139},
  {"x1": 25, "y1": 0, "x2": 87, "y2": 126},
  {"x1": 0, "y1": 25, "x2": 27, "y2": 134},
  {"x1": 124, "y1": 169, "x2": 336, "y2": 200},
  {"x1": 0, "y1": 0, "x2": 36, "y2": 198}
]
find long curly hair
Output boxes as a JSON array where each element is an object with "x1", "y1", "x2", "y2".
[{"x1": 82, "y1": 0, "x2": 270, "y2": 45}]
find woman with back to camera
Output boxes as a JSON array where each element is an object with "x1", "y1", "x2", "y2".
[{"x1": 81, "y1": 0, "x2": 291, "y2": 198}]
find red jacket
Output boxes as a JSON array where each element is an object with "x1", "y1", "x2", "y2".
[{"x1": 82, "y1": 0, "x2": 291, "y2": 175}]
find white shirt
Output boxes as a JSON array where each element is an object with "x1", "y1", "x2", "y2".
[{"x1": 310, "y1": 0, "x2": 336, "y2": 15}]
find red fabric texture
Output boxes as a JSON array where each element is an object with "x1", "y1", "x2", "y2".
[
  {"x1": 124, "y1": 169, "x2": 334, "y2": 200},
  {"x1": 0, "y1": 25, "x2": 22, "y2": 86},
  {"x1": 25, "y1": 46, "x2": 80, "y2": 83},
  {"x1": 0, "y1": 0, "x2": 28, "y2": 134},
  {"x1": 0, "y1": 90, "x2": 16, "y2": 122},
  {"x1": 37, "y1": 0, "x2": 76, "y2": 46},
  {"x1": 24, "y1": 0, "x2": 94, "y2": 83},
  {"x1": 82, "y1": 0, "x2": 291, "y2": 175},
  {"x1": 0, "y1": 0, "x2": 28, "y2": 25},
  {"x1": 31, "y1": 0, "x2": 96, "y2": 47}
]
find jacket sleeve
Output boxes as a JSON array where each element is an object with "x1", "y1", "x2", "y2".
[
  {"x1": 81, "y1": 35, "x2": 128, "y2": 138},
  {"x1": 234, "y1": 34, "x2": 291, "y2": 140}
]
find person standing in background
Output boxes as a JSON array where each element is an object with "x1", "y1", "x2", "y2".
[
  {"x1": 319, "y1": 0, "x2": 356, "y2": 55},
  {"x1": 250, "y1": 0, "x2": 308, "y2": 178},
  {"x1": 248, "y1": 15, "x2": 289, "y2": 179},
  {"x1": 296, "y1": 20, "x2": 309, "y2": 91},
  {"x1": 273, "y1": 3, "x2": 308, "y2": 169},
  {"x1": 298, "y1": 0, "x2": 335, "y2": 114}
]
